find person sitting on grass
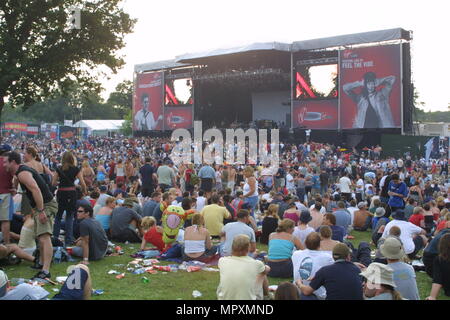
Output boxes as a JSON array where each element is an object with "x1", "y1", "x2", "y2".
[
  {"x1": 293, "y1": 210, "x2": 315, "y2": 247},
  {"x1": 182, "y1": 213, "x2": 218, "y2": 262},
  {"x1": 0, "y1": 243, "x2": 37, "y2": 265},
  {"x1": 267, "y1": 218, "x2": 303, "y2": 278},
  {"x1": 409, "y1": 206, "x2": 425, "y2": 228},
  {"x1": 274, "y1": 282, "x2": 301, "y2": 300},
  {"x1": 52, "y1": 264, "x2": 92, "y2": 300},
  {"x1": 110, "y1": 198, "x2": 143, "y2": 243},
  {"x1": 140, "y1": 216, "x2": 167, "y2": 252},
  {"x1": 217, "y1": 234, "x2": 271, "y2": 300},
  {"x1": 319, "y1": 213, "x2": 345, "y2": 242},
  {"x1": 220, "y1": 209, "x2": 256, "y2": 257},
  {"x1": 0, "y1": 269, "x2": 49, "y2": 300},
  {"x1": 319, "y1": 225, "x2": 340, "y2": 253},
  {"x1": 72, "y1": 204, "x2": 109, "y2": 265},
  {"x1": 295, "y1": 243, "x2": 365, "y2": 300},
  {"x1": 260, "y1": 204, "x2": 279, "y2": 245},
  {"x1": 372, "y1": 207, "x2": 389, "y2": 246},
  {"x1": 380, "y1": 237, "x2": 420, "y2": 300},
  {"x1": 95, "y1": 197, "x2": 116, "y2": 238},
  {"x1": 361, "y1": 263, "x2": 404, "y2": 300},
  {"x1": 426, "y1": 233, "x2": 450, "y2": 300},
  {"x1": 292, "y1": 232, "x2": 334, "y2": 300},
  {"x1": 373, "y1": 226, "x2": 402, "y2": 264},
  {"x1": 423, "y1": 221, "x2": 450, "y2": 278},
  {"x1": 353, "y1": 202, "x2": 373, "y2": 232}
]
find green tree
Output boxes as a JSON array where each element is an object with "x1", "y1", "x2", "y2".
[
  {"x1": 107, "y1": 80, "x2": 133, "y2": 118},
  {"x1": 120, "y1": 108, "x2": 132, "y2": 136},
  {"x1": 0, "y1": 0, "x2": 135, "y2": 125}
]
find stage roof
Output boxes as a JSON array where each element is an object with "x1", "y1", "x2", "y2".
[
  {"x1": 175, "y1": 42, "x2": 291, "y2": 64},
  {"x1": 134, "y1": 28, "x2": 411, "y2": 72},
  {"x1": 134, "y1": 59, "x2": 190, "y2": 73},
  {"x1": 291, "y1": 28, "x2": 411, "y2": 51}
]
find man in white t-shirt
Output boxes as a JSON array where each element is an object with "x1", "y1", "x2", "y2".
[
  {"x1": 339, "y1": 172, "x2": 353, "y2": 202},
  {"x1": 381, "y1": 209, "x2": 428, "y2": 260},
  {"x1": 217, "y1": 234, "x2": 270, "y2": 300},
  {"x1": 286, "y1": 170, "x2": 296, "y2": 195},
  {"x1": 196, "y1": 190, "x2": 207, "y2": 212},
  {"x1": 292, "y1": 232, "x2": 334, "y2": 300}
]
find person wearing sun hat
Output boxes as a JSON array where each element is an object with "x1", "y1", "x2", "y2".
[
  {"x1": 381, "y1": 237, "x2": 420, "y2": 300},
  {"x1": 361, "y1": 263, "x2": 404, "y2": 300}
]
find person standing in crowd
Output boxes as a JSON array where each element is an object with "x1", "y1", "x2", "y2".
[
  {"x1": 81, "y1": 160, "x2": 95, "y2": 190},
  {"x1": 6, "y1": 152, "x2": 58, "y2": 280},
  {"x1": 339, "y1": 172, "x2": 353, "y2": 202},
  {"x1": 156, "y1": 160, "x2": 176, "y2": 193},
  {"x1": 387, "y1": 174, "x2": 409, "y2": 217},
  {"x1": 198, "y1": 164, "x2": 216, "y2": 198},
  {"x1": 52, "y1": 151, "x2": 87, "y2": 246},
  {"x1": 242, "y1": 166, "x2": 259, "y2": 217},
  {"x1": 0, "y1": 144, "x2": 14, "y2": 245},
  {"x1": 139, "y1": 157, "x2": 157, "y2": 198}
]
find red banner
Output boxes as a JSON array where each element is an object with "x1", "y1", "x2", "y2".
[
  {"x1": 133, "y1": 72, "x2": 164, "y2": 131},
  {"x1": 293, "y1": 100, "x2": 338, "y2": 129},
  {"x1": 164, "y1": 106, "x2": 193, "y2": 130},
  {"x1": 4, "y1": 122, "x2": 27, "y2": 132},
  {"x1": 339, "y1": 44, "x2": 402, "y2": 129}
]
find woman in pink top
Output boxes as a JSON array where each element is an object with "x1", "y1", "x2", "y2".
[{"x1": 283, "y1": 203, "x2": 300, "y2": 226}]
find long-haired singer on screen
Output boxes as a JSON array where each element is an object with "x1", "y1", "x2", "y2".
[{"x1": 343, "y1": 72, "x2": 395, "y2": 129}]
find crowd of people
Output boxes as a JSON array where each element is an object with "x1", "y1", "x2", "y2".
[{"x1": 0, "y1": 134, "x2": 449, "y2": 300}]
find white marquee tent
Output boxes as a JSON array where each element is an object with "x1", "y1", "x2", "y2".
[{"x1": 73, "y1": 120, "x2": 125, "y2": 136}]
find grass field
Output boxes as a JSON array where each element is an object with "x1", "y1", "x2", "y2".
[{"x1": 2, "y1": 230, "x2": 449, "y2": 300}]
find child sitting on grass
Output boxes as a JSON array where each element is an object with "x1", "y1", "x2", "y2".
[{"x1": 140, "y1": 216, "x2": 168, "y2": 252}]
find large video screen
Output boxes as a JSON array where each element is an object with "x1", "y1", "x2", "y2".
[
  {"x1": 133, "y1": 72, "x2": 164, "y2": 131},
  {"x1": 295, "y1": 64, "x2": 338, "y2": 100},
  {"x1": 165, "y1": 78, "x2": 193, "y2": 106},
  {"x1": 339, "y1": 44, "x2": 402, "y2": 129}
]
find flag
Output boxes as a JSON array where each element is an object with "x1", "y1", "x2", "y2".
[{"x1": 424, "y1": 137, "x2": 434, "y2": 161}]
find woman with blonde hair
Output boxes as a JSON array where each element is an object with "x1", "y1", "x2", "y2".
[
  {"x1": 242, "y1": 166, "x2": 259, "y2": 217},
  {"x1": 52, "y1": 151, "x2": 87, "y2": 246},
  {"x1": 261, "y1": 204, "x2": 280, "y2": 245},
  {"x1": 81, "y1": 160, "x2": 95, "y2": 189},
  {"x1": 140, "y1": 216, "x2": 166, "y2": 252},
  {"x1": 183, "y1": 213, "x2": 217, "y2": 262},
  {"x1": 267, "y1": 218, "x2": 304, "y2": 278}
]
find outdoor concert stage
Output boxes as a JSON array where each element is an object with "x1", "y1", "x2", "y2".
[{"x1": 133, "y1": 28, "x2": 414, "y2": 148}]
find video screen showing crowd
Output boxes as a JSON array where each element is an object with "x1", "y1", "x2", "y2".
[{"x1": 0, "y1": 135, "x2": 449, "y2": 301}]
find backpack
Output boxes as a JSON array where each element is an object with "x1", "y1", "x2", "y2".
[{"x1": 190, "y1": 173, "x2": 200, "y2": 186}]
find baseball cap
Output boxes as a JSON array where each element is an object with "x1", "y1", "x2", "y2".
[
  {"x1": 380, "y1": 237, "x2": 405, "y2": 260},
  {"x1": 357, "y1": 202, "x2": 366, "y2": 209},
  {"x1": 0, "y1": 270, "x2": 8, "y2": 298},
  {"x1": 360, "y1": 263, "x2": 396, "y2": 288},
  {"x1": 374, "y1": 207, "x2": 386, "y2": 218},
  {"x1": 332, "y1": 243, "x2": 351, "y2": 260}
]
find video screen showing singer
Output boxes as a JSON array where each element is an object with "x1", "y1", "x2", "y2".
[{"x1": 134, "y1": 93, "x2": 163, "y2": 131}]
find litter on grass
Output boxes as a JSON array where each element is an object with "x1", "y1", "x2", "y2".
[
  {"x1": 115, "y1": 273, "x2": 126, "y2": 279},
  {"x1": 192, "y1": 290, "x2": 202, "y2": 298},
  {"x1": 108, "y1": 270, "x2": 119, "y2": 275},
  {"x1": 56, "y1": 276, "x2": 68, "y2": 284}
]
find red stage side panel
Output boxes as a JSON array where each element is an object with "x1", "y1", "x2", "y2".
[
  {"x1": 164, "y1": 106, "x2": 193, "y2": 130},
  {"x1": 339, "y1": 44, "x2": 402, "y2": 129},
  {"x1": 293, "y1": 100, "x2": 338, "y2": 129},
  {"x1": 133, "y1": 72, "x2": 164, "y2": 131}
]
